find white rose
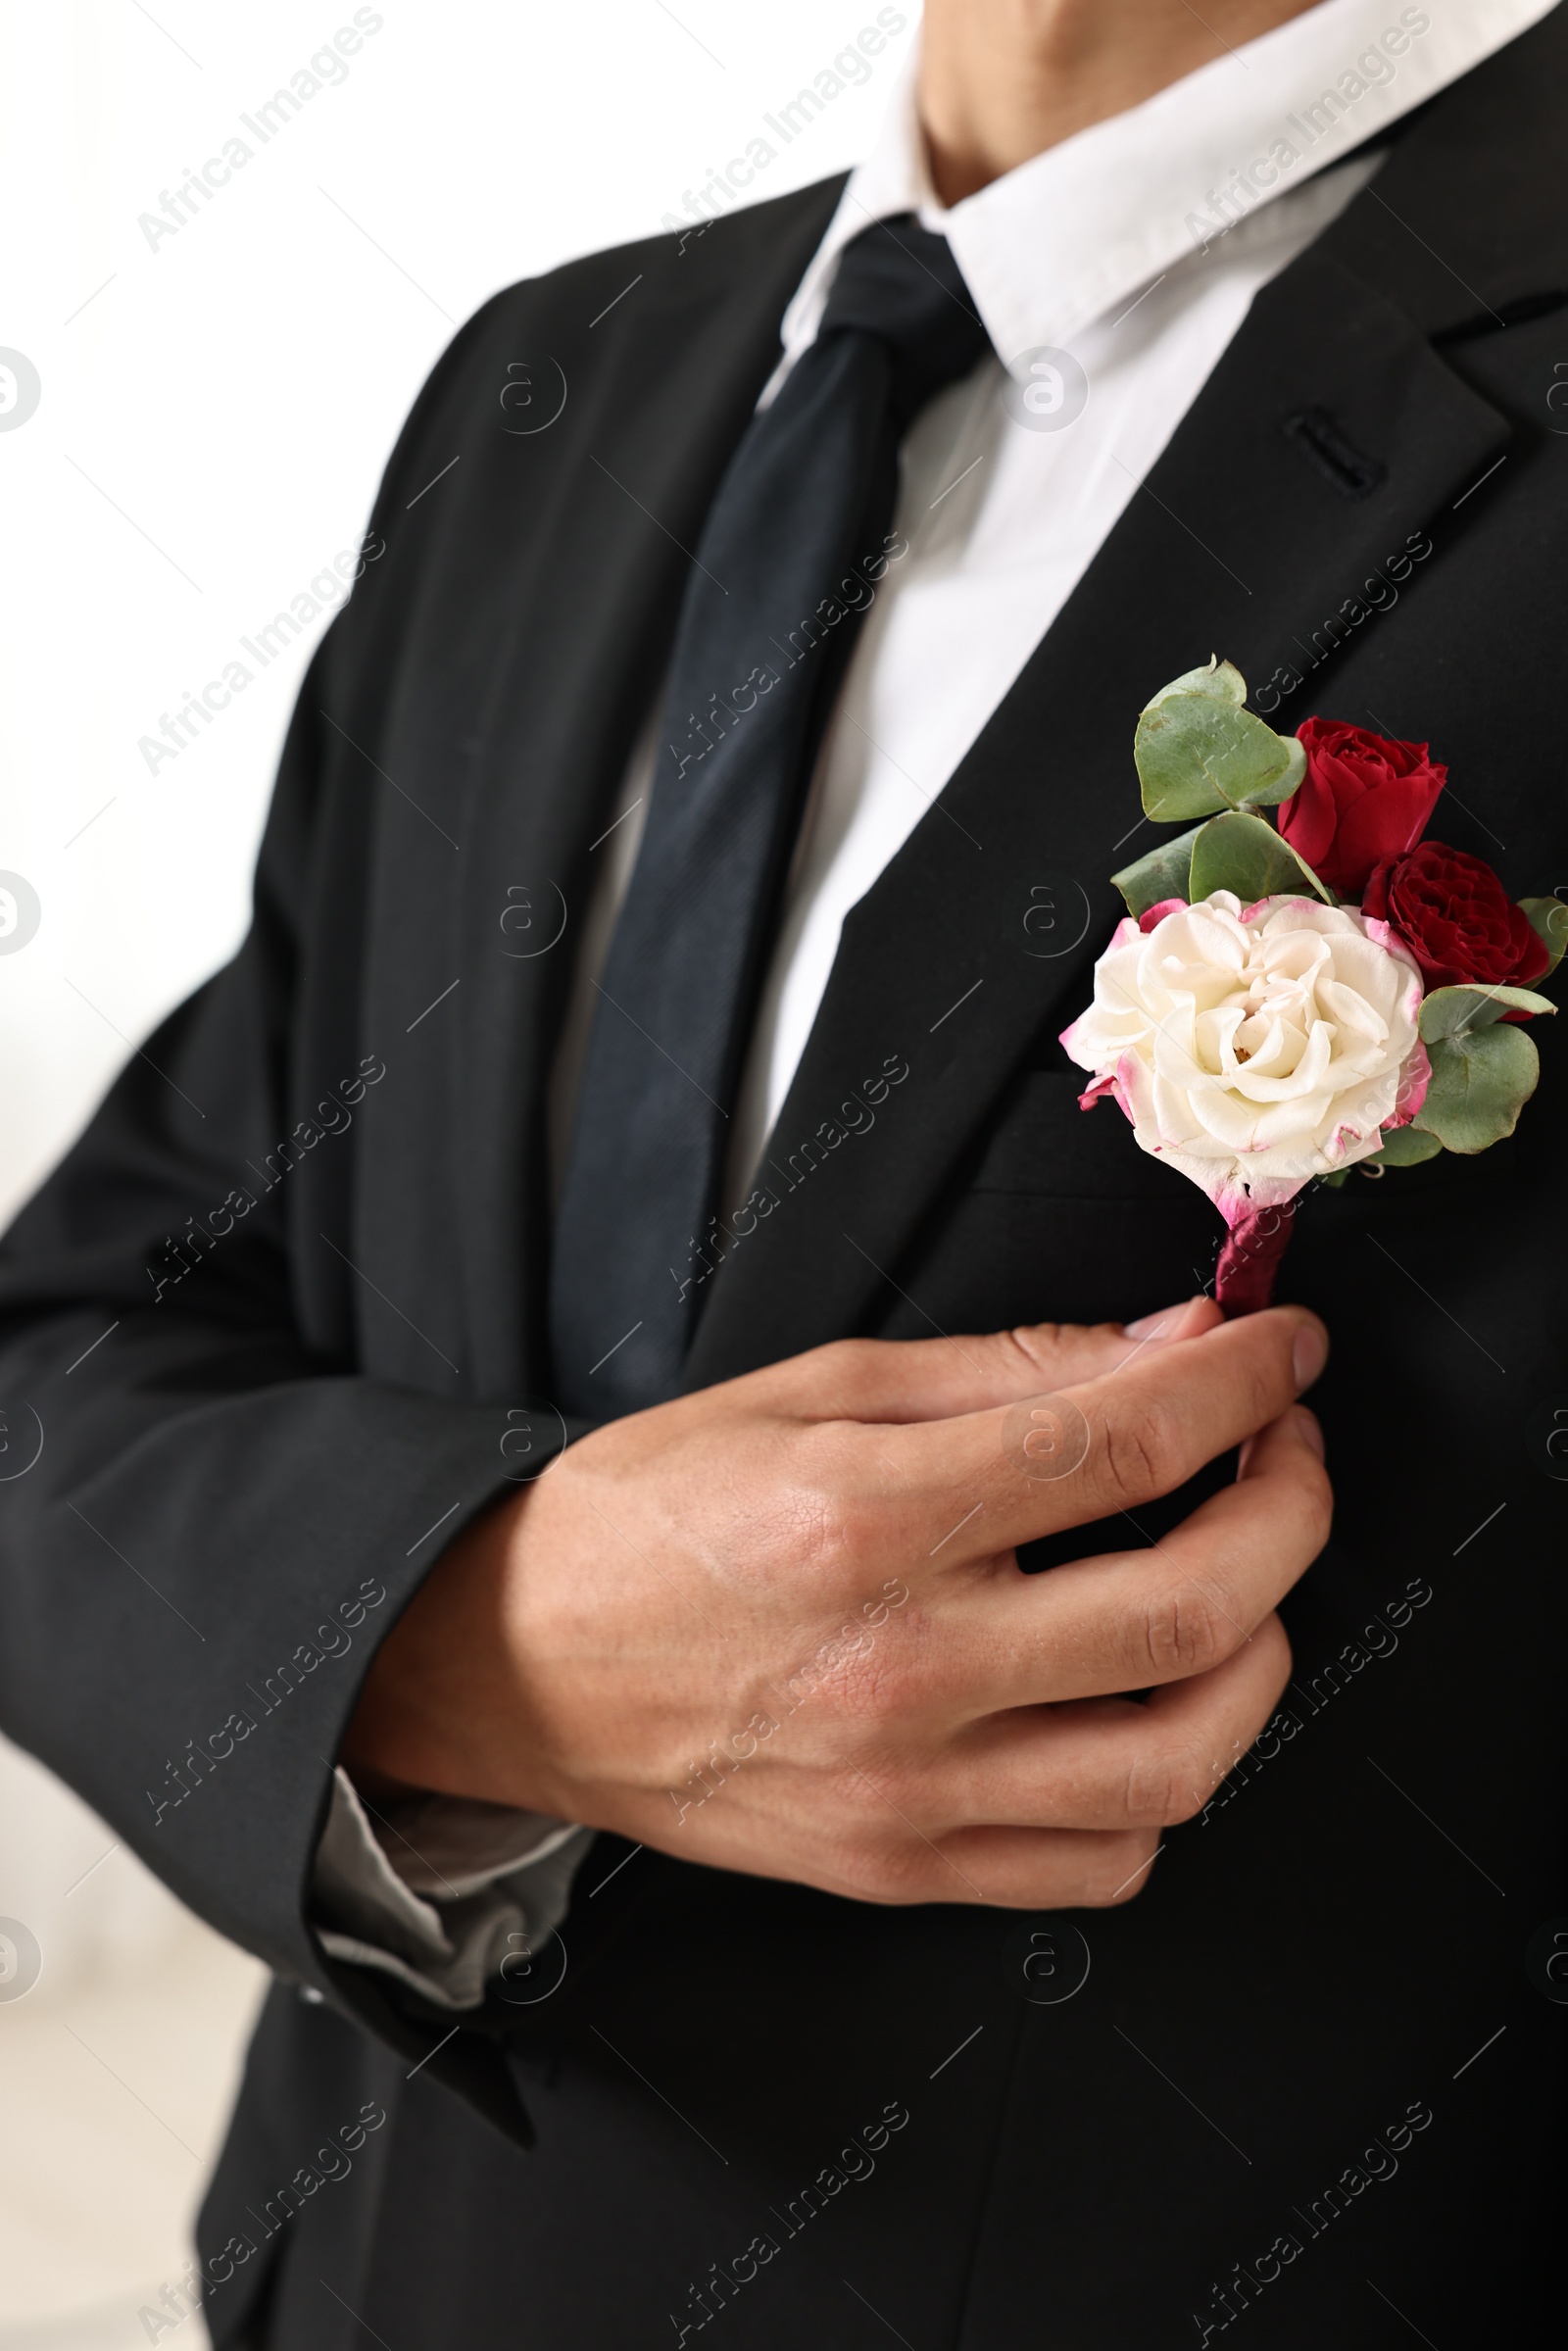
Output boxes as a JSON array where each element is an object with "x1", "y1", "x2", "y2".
[{"x1": 1060, "y1": 892, "x2": 1428, "y2": 1218}]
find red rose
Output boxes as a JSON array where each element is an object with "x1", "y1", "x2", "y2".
[
  {"x1": 1278, "y1": 717, "x2": 1446, "y2": 898},
  {"x1": 1362, "y1": 840, "x2": 1551, "y2": 1004}
]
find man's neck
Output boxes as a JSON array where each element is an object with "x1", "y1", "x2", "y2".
[{"x1": 918, "y1": 0, "x2": 1326, "y2": 202}]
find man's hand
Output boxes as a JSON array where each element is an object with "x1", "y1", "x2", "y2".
[{"x1": 345, "y1": 1297, "x2": 1329, "y2": 1910}]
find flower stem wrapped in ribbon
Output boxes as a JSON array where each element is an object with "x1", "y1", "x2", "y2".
[{"x1": 1062, "y1": 661, "x2": 1562, "y2": 1313}]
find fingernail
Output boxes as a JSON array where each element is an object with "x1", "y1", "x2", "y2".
[
  {"x1": 1124, "y1": 1297, "x2": 1200, "y2": 1341},
  {"x1": 1294, "y1": 1404, "x2": 1325, "y2": 1459},
  {"x1": 1292, "y1": 1320, "x2": 1328, "y2": 1393}
]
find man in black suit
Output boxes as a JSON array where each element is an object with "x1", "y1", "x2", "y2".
[{"x1": 2, "y1": 0, "x2": 1565, "y2": 2341}]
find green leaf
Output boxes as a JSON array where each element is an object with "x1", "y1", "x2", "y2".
[
  {"x1": 1111, "y1": 823, "x2": 1204, "y2": 917},
  {"x1": 1417, "y1": 983, "x2": 1558, "y2": 1043},
  {"x1": 1519, "y1": 896, "x2": 1568, "y2": 979},
  {"x1": 1243, "y1": 731, "x2": 1308, "y2": 810},
  {"x1": 1133, "y1": 650, "x2": 1307, "y2": 822},
  {"x1": 1134, "y1": 695, "x2": 1305, "y2": 821},
  {"x1": 1133, "y1": 704, "x2": 1230, "y2": 820},
  {"x1": 1186, "y1": 810, "x2": 1333, "y2": 907},
  {"x1": 1413, "y1": 1024, "x2": 1541, "y2": 1153},
  {"x1": 1370, "y1": 1126, "x2": 1445, "y2": 1168},
  {"x1": 1144, "y1": 659, "x2": 1248, "y2": 710}
]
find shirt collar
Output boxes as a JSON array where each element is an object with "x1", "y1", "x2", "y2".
[{"x1": 777, "y1": 0, "x2": 1559, "y2": 381}]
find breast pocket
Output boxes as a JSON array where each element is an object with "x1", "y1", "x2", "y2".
[
  {"x1": 887, "y1": 1070, "x2": 1220, "y2": 1346},
  {"x1": 968, "y1": 1069, "x2": 1186, "y2": 1201}
]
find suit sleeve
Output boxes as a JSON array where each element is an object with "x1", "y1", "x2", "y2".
[
  {"x1": 312, "y1": 1768, "x2": 594, "y2": 2010},
  {"x1": 0, "y1": 301, "x2": 586, "y2": 2112}
]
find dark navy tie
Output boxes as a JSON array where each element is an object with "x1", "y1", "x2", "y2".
[{"x1": 551, "y1": 217, "x2": 991, "y2": 1417}]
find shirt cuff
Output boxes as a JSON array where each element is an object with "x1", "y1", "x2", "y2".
[{"x1": 311, "y1": 1767, "x2": 596, "y2": 2012}]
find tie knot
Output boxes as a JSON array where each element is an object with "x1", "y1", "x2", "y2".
[{"x1": 817, "y1": 215, "x2": 992, "y2": 423}]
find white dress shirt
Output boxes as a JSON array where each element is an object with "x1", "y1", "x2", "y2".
[{"x1": 316, "y1": 0, "x2": 1553, "y2": 2008}]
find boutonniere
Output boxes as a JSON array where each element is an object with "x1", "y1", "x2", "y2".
[{"x1": 1061, "y1": 661, "x2": 1563, "y2": 1312}]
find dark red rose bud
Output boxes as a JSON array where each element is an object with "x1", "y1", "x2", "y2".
[
  {"x1": 1278, "y1": 717, "x2": 1446, "y2": 898},
  {"x1": 1363, "y1": 840, "x2": 1551, "y2": 1006}
]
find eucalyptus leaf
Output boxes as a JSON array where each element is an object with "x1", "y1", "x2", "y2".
[
  {"x1": 1111, "y1": 823, "x2": 1204, "y2": 917},
  {"x1": 1134, "y1": 696, "x2": 1304, "y2": 821},
  {"x1": 1519, "y1": 896, "x2": 1568, "y2": 979},
  {"x1": 1187, "y1": 810, "x2": 1333, "y2": 907},
  {"x1": 1133, "y1": 705, "x2": 1232, "y2": 821},
  {"x1": 1370, "y1": 1126, "x2": 1445, "y2": 1168},
  {"x1": 1143, "y1": 659, "x2": 1247, "y2": 710},
  {"x1": 1412, "y1": 1024, "x2": 1541, "y2": 1153},
  {"x1": 1417, "y1": 983, "x2": 1558, "y2": 1043},
  {"x1": 1247, "y1": 731, "x2": 1308, "y2": 809}
]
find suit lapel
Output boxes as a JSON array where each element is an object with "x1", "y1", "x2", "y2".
[
  {"x1": 395, "y1": 0, "x2": 1568, "y2": 1402},
  {"x1": 684, "y1": 236, "x2": 1513, "y2": 1385},
  {"x1": 687, "y1": 0, "x2": 1568, "y2": 1385},
  {"x1": 438, "y1": 185, "x2": 845, "y2": 1394},
  {"x1": 1315, "y1": 0, "x2": 1568, "y2": 333}
]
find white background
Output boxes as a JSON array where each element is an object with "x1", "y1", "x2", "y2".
[{"x1": 0, "y1": 4, "x2": 913, "y2": 2337}]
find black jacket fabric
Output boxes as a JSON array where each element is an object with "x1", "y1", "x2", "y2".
[{"x1": 2, "y1": 16, "x2": 1567, "y2": 2345}]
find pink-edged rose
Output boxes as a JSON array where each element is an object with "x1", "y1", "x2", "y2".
[
  {"x1": 1278, "y1": 717, "x2": 1446, "y2": 898},
  {"x1": 1060, "y1": 894, "x2": 1429, "y2": 1233}
]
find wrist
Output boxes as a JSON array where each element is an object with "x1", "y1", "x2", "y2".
[{"x1": 341, "y1": 1491, "x2": 547, "y2": 1807}]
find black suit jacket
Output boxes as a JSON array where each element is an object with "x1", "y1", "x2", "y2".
[{"x1": 3, "y1": 18, "x2": 1567, "y2": 2346}]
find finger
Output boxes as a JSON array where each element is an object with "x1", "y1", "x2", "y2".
[
  {"x1": 940, "y1": 1404, "x2": 1330, "y2": 1708},
  {"x1": 1239, "y1": 1394, "x2": 1324, "y2": 1479},
  {"x1": 840, "y1": 1820, "x2": 1163, "y2": 1910},
  {"x1": 769, "y1": 1297, "x2": 1221, "y2": 1425},
  {"x1": 881, "y1": 1302, "x2": 1328, "y2": 1563},
  {"x1": 924, "y1": 1612, "x2": 1293, "y2": 1834}
]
